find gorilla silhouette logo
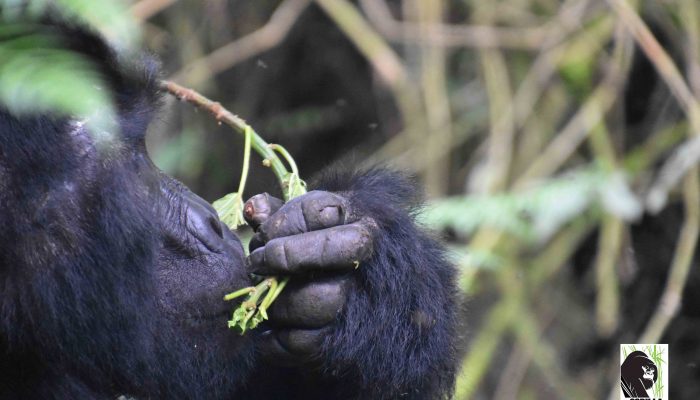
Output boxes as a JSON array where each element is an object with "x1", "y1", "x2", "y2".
[{"x1": 621, "y1": 350, "x2": 658, "y2": 398}]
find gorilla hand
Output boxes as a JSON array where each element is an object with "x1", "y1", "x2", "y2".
[
  {"x1": 244, "y1": 191, "x2": 374, "y2": 364},
  {"x1": 239, "y1": 170, "x2": 459, "y2": 399}
]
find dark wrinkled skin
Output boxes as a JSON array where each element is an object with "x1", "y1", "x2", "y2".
[
  {"x1": 244, "y1": 192, "x2": 374, "y2": 364},
  {"x1": 0, "y1": 108, "x2": 377, "y2": 398},
  {"x1": 0, "y1": 19, "x2": 374, "y2": 398},
  {"x1": 1, "y1": 18, "x2": 460, "y2": 400}
]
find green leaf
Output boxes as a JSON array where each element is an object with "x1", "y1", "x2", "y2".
[
  {"x1": 227, "y1": 307, "x2": 248, "y2": 330},
  {"x1": 0, "y1": 35, "x2": 118, "y2": 135},
  {"x1": 248, "y1": 312, "x2": 264, "y2": 330},
  {"x1": 285, "y1": 173, "x2": 307, "y2": 200},
  {"x1": 212, "y1": 192, "x2": 246, "y2": 228},
  {"x1": 422, "y1": 166, "x2": 642, "y2": 243},
  {"x1": 0, "y1": 0, "x2": 140, "y2": 48}
]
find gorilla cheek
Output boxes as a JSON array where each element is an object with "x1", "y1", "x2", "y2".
[{"x1": 154, "y1": 251, "x2": 248, "y2": 331}]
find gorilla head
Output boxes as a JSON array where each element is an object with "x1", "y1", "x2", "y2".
[
  {"x1": 0, "y1": 21, "x2": 252, "y2": 398},
  {"x1": 1, "y1": 15, "x2": 461, "y2": 400},
  {"x1": 621, "y1": 350, "x2": 658, "y2": 398}
]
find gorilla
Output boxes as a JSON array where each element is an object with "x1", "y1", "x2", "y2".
[
  {"x1": 0, "y1": 19, "x2": 460, "y2": 400},
  {"x1": 621, "y1": 351, "x2": 658, "y2": 398}
]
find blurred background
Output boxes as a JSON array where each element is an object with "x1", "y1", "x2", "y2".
[{"x1": 4, "y1": 0, "x2": 700, "y2": 398}]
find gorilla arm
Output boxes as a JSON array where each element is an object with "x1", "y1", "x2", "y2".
[{"x1": 240, "y1": 168, "x2": 461, "y2": 400}]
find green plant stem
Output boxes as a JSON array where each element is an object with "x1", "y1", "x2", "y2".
[
  {"x1": 162, "y1": 81, "x2": 306, "y2": 334},
  {"x1": 258, "y1": 277, "x2": 279, "y2": 319},
  {"x1": 268, "y1": 276, "x2": 289, "y2": 304},
  {"x1": 224, "y1": 286, "x2": 256, "y2": 301},
  {"x1": 594, "y1": 214, "x2": 623, "y2": 337},
  {"x1": 160, "y1": 80, "x2": 290, "y2": 192},
  {"x1": 236, "y1": 126, "x2": 252, "y2": 196},
  {"x1": 268, "y1": 143, "x2": 299, "y2": 176},
  {"x1": 247, "y1": 278, "x2": 274, "y2": 306}
]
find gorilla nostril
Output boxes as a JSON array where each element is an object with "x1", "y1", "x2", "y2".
[{"x1": 209, "y1": 216, "x2": 224, "y2": 239}]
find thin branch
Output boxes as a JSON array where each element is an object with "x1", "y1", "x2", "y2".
[
  {"x1": 474, "y1": 1, "x2": 515, "y2": 193},
  {"x1": 160, "y1": 80, "x2": 289, "y2": 186},
  {"x1": 492, "y1": 344, "x2": 531, "y2": 400},
  {"x1": 359, "y1": 0, "x2": 548, "y2": 49},
  {"x1": 682, "y1": 0, "x2": 700, "y2": 95},
  {"x1": 594, "y1": 214, "x2": 623, "y2": 337},
  {"x1": 453, "y1": 293, "x2": 519, "y2": 399},
  {"x1": 607, "y1": 0, "x2": 700, "y2": 128},
  {"x1": 608, "y1": 0, "x2": 700, "y2": 211},
  {"x1": 413, "y1": 0, "x2": 452, "y2": 197},
  {"x1": 131, "y1": 0, "x2": 176, "y2": 20},
  {"x1": 637, "y1": 0, "x2": 700, "y2": 345},
  {"x1": 170, "y1": 0, "x2": 311, "y2": 85},
  {"x1": 588, "y1": 26, "x2": 632, "y2": 339},
  {"x1": 480, "y1": 48, "x2": 514, "y2": 193},
  {"x1": 512, "y1": 311, "x2": 592, "y2": 400},
  {"x1": 640, "y1": 169, "x2": 700, "y2": 343},
  {"x1": 314, "y1": 0, "x2": 408, "y2": 87},
  {"x1": 315, "y1": 0, "x2": 427, "y2": 186},
  {"x1": 514, "y1": 79, "x2": 619, "y2": 185},
  {"x1": 364, "y1": 0, "x2": 597, "y2": 173}
]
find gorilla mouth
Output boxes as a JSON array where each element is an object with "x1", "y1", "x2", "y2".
[{"x1": 185, "y1": 309, "x2": 231, "y2": 328}]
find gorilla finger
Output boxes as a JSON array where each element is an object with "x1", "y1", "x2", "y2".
[
  {"x1": 248, "y1": 233, "x2": 265, "y2": 253},
  {"x1": 300, "y1": 191, "x2": 351, "y2": 231},
  {"x1": 249, "y1": 223, "x2": 373, "y2": 274},
  {"x1": 258, "y1": 191, "x2": 350, "y2": 241},
  {"x1": 258, "y1": 327, "x2": 328, "y2": 365},
  {"x1": 243, "y1": 193, "x2": 283, "y2": 230},
  {"x1": 268, "y1": 276, "x2": 350, "y2": 328}
]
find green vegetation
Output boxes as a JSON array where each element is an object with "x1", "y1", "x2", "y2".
[{"x1": 4, "y1": 0, "x2": 699, "y2": 397}]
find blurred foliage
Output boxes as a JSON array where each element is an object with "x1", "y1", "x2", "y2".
[
  {"x1": 423, "y1": 167, "x2": 641, "y2": 243},
  {"x1": 0, "y1": 0, "x2": 139, "y2": 133},
  {"x1": 5, "y1": 0, "x2": 700, "y2": 398},
  {"x1": 145, "y1": 0, "x2": 699, "y2": 398}
]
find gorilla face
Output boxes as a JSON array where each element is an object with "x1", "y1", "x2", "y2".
[
  {"x1": 55, "y1": 121, "x2": 253, "y2": 396},
  {"x1": 150, "y1": 154, "x2": 249, "y2": 349},
  {"x1": 621, "y1": 350, "x2": 658, "y2": 398},
  {"x1": 0, "y1": 21, "x2": 251, "y2": 385}
]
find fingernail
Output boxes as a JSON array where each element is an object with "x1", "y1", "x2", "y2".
[{"x1": 244, "y1": 194, "x2": 272, "y2": 227}]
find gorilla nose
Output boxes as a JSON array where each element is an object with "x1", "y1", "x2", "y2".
[{"x1": 184, "y1": 192, "x2": 229, "y2": 253}]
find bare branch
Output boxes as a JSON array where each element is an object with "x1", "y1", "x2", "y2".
[
  {"x1": 171, "y1": 0, "x2": 311, "y2": 85},
  {"x1": 315, "y1": 0, "x2": 408, "y2": 86},
  {"x1": 607, "y1": 0, "x2": 700, "y2": 127},
  {"x1": 131, "y1": 0, "x2": 176, "y2": 20},
  {"x1": 359, "y1": 0, "x2": 548, "y2": 49},
  {"x1": 159, "y1": 80, "x2": 290, "y2": 185}
]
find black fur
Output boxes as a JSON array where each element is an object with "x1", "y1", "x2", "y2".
[
  {"x1": 620, "y1": 351, "x2": 657, "y2": 398},
  {"x1": 0, "y1": 20, "x2": 460, "y2": 400},
  {"x1": 0, "y1": 21, "x2": 253, "y2": 399},
  {"x1": 240, "y1": 170, "x2": 461, "y2": 399},
  {"x1": 313, "y1": 169, "x2": 460, "y2": 399}
]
